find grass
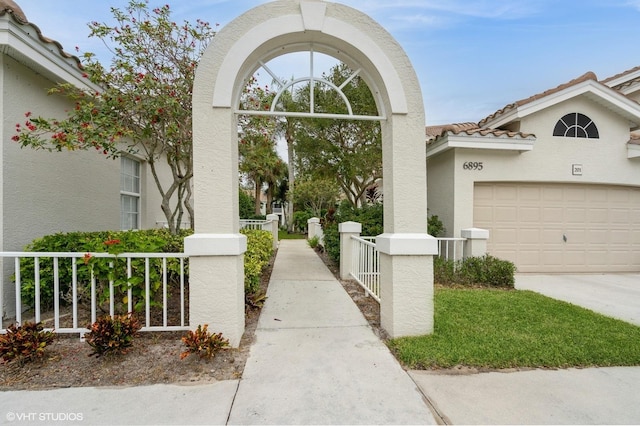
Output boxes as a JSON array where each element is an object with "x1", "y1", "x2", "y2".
[
  {"x1": 388, "y1": 288, "x2": 640, "y2": 370},
  {"x1": 278, "y1": 230, "x2": 306, "y2": 240}
]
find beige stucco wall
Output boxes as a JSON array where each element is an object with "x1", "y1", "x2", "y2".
[
  {"x1": 426, "y1": 149, "x2": 455, "y2": 236},
  {"x1": 434, "y1": 96, "x2": 640, "y2": 237},
  {"x1": 2, "y1": 56, "x2": 121, "y2": 249},
  {"x1": 136, "y1": 154, "x2": 186, "y2": 230}
]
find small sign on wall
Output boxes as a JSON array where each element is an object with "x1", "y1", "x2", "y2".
[{"x1": 572, "y1": 164, "x2": 583, "y2": 176}]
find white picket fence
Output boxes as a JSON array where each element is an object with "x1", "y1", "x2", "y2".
[
  {"x1": 0, "y1": 252, "x2": 188, "y2": 336},
  {"x1": 1, "y1": 220, "x2": 280, "y2": 337},
  {"x1": 240, "y1": 219, "x2": 273, "y2": 231},
  {"x1": 348, "y1": 235, "x2": 468, "y2": 302},
  {"x1": 350, "y1": 236, "x2": 380, "y2": 302},
  {"x1": 436, "y1": 238, "x2": 466, "y2": 262}
]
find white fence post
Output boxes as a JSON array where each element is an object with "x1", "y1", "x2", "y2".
[
  {"x1": 339, "y1": 221, "x2": 362, "y2": 280},
  {"x1": 266, "y1": 214, "x2": 279, "y2": 250},
  {"x1": 461, "y1": 228, "x2": 490, "y2": 258},
  {"x1": 308, "y1": 217, "x2": 320, "y2": 241}
]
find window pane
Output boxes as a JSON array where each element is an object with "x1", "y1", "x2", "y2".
[
  {"x1": 553, "y1": 113, "x2": 598, "y2": 139},
  {"x1": 121, "y1": 194, "x2": 139, "y2": 230},
  {"x1": 553, "y1": 121, "x2": 567, "y2": 136},
  {"x1": 121, "y1": 157, "x2": 140, "y2": 194}
]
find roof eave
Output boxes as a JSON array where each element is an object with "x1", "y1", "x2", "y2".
[
  {"x1": 628, "y1": 142, "x2": 640, "y2": 159},
  {"x1": 603, "y1": 69, "x2": 640, "y2": 88},
  {"x1": 478, "y1": 108, "x2": 518, "y2": 129},
  {"x1": 484, "y1": 80, "x2": 640, "y2": 130},
  {"x1": 426, "y1": 133, "x2": 536, "y2": 159},
  {"x1": 0, "y1": 17, "x2": 99, "y2": 92}
]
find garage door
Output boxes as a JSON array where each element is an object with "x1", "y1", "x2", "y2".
[{"x1": 474, "y1": 183, "x2": 640, "y2": 273}]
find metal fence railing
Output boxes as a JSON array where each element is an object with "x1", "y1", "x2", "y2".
[
  {"x1": 436, "y1": 238, "x2": 466, "y2": 262},
  {"x1": 347, "y1": 236, "x2": 468, "y2": 304},
  {"x1": 350, "y1": 236, "x2": 380, "y2": 302},
  {"x1": 240, "y1": 219, "x2": 272, "y2": 231},
  {"x1": 0, "y1": 252, "x2": 189, "y2": 337}
]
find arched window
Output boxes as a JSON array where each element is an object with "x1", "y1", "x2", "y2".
[{"x1": 553, "y1": 113, "x2": 599, "y2": 138}]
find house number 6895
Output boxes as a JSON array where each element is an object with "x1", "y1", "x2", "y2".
[{"x1": 463, "y1": 162, "x2": 484, "y2": 170}]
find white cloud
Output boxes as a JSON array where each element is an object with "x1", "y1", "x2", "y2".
[{"x1": 624, "y1": 0, "x2": 640, "y2": 10}]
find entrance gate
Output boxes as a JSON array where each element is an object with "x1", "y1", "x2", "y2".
[{"x1": 185, "y1": 0, "x2": 437, "y2": 346}]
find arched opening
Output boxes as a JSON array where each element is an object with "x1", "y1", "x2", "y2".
[{"x1": 186, "y1": 0, "x2": 436, "y2": 346}]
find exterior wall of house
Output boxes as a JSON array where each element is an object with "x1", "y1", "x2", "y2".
[
  {"x1": 440, "y1": 96, "x2": 639, "y2": 237},
  {"x1": 2, "y1": 56, "x2": 121, "y2": 251},
  {"x1": 0, "y1": 15, "x2": 184, "y2": 318},
  {"x1": 2, "y1": 56, "x2": 115, "y2": 317},
  {"x1": 426, "y1": 149, "x2": 455, "y2": 236}
]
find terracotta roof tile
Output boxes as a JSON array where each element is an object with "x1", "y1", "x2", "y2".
[
  {"x1": 630, "y1": 133, "x2": 640, "y2": 145},
  {"x1": 601, "y1": 65, "x2": 640, "y2": 85},
  {"x1": 445, "y1": 127, "x2": 535, "y2": 139},
  {"x1": 426, "y1": 123, "x2": 534, "y2": 145},
  {"x1": 478, "y1": 72, "x2": 598, "y2": 127},
  {"x1": 0, "y1": 0, "x2": 26, "y2": 23},
  {"x1": 426, "y1": 122, "x2": 478, "y2": 139},
  {"x1": 0, "y1": 0, "x2": 83, "y2": 70},
  {"x1": 609, "y1": 76, "x2": 640, "y2": 92}
]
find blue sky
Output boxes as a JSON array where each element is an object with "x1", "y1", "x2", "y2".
[{"x1": 16, "y1": 0, "x2": 640, "y2": 125}]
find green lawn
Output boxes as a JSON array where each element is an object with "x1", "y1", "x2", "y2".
[
  {"x1": 388, "y1": 288, "x2": 640, "y2": 369},
  {"x1": 278, "y1": 230, "x2": 306, "y2": 240}
]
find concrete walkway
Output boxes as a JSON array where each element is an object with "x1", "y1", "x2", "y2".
[{"x1": 227, "y1": 239, "x2": 437, "y2": 424}]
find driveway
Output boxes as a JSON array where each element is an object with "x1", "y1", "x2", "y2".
[{"x1": 515, "y1": 273, "x2": 640, "y2": 326}]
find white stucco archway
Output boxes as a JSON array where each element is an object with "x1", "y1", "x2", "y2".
[{"x1": 185, "y1": 0, "x2": 437, "y2": 346}]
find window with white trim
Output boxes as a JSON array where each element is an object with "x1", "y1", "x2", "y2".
[
  {"x1": 120, "y1": 157, "x2": 140, "y2": 230},
  {"x1": 553, "y1": 113, "x2": 599, "y2": 138}
]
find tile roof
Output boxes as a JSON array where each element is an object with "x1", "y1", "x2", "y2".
[
  {"x1": 425, "y1": 122, "x2": 478, "y2": 139},
  {"x1": 0, "y1": 0, "x2": 83, "y2": 70},
  {"x1": 0, "y1": 0, "x2": 25, "y2": 23},
  {"x1": 607, "y1": 74, "x2": 640, "y2": 92},
  {"x1": 601, "y1": 65, "x2": 640, "y2": 86},
  {"x1": 630, "y1": 132, "x2": 640, "y2": 145},
  {"x1": 426, "y1": 122, "x2": 534, "y2": 145},
  {"x1": 478, "y1": 72, "x2": 598, "y2": 127}
]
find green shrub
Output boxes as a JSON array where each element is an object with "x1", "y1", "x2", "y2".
[
  {"x1": 239, "y1": 190, "x2": 255, "y2": 219},
  {"x1": 434, "y1": 254, "x2": 516, "y2": 288},
  {"x1": 323, "y1": 201, "x2": 384, "y2": 263},
  {"x1": 19, "y1": 229, "x2": 192, "y2": 311},
  {"x1": 307, "y1": 235, "x2": 320, "y2": 249},
  {"x1": 292, "y1": 210, "x2": 314, "y2": 233},
  {"x1": 0, "y1": 322, "x2": 55, "y2": 365},
  {"x1": 85, "y1": 313, "x2": 142, "y2": 358},
  {"x1": 241, "y1": 229, "x2": 273, "y2": 294},
  {"x1": 433, "y1": 256, "x2": 455, "y2": 285},
  {"x1": 427, "y1": 214, "x2": 445, "y2": 237},
  {"x1": 457, "y1": 255, "x2": 516, "y2": 288},
  {"x1": 18, "y1": 228, "x2": 274, "y2": 315},
  {"x1": 180, "y1": 324, "x2": 229, "y2": 360}
]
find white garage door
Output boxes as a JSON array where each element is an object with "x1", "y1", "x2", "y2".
[{"x1": 474, "y1": 183, "x2": 640, "y2": 273}]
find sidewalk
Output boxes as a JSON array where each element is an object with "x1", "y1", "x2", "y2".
[{"x1": 227, "y1": 239, "x2": 437, "y2": 424}]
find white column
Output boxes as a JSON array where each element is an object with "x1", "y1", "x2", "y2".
[
  {"x1": 189, "y1": 88, "x2": 245, "y2": 347},
  {"x1": 266, "y1": 213, "x2": 279, "y2": 250},
  {"x1": 377, "y1": 233, "x2": 438, "y2": 337},
  {"x1": 339, "y1": 221, "x2": 362, "y2": 280},
  {"x1": 307, "y1": 217, "x2": 320, "y2": 240},
  {"x1": 184, "y1": 234, "x2": 246, "y2": 348},
  {"x1": 461, "y1": 228, "x2": 490, "y2": 258}
]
